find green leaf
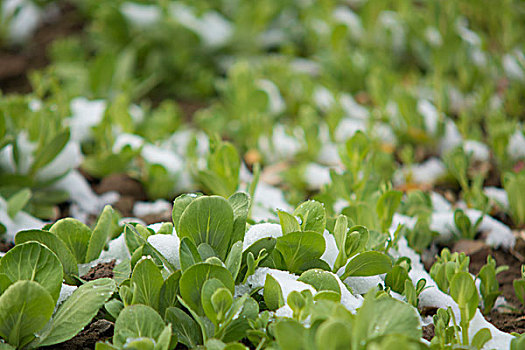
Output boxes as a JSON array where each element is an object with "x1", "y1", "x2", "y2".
[
  {"x1": 131, "y1": 258, "x2": 164, "y2": 309},
  {"x1": 376, "y1": 190, "x2": 402, "y2": 232},
  {"x1": 31, "y1": 130, "x2": 70, "y2": 173},
  {"x1": 179, "y1": 196, "x2": 234, "y2": 260},
  {"x1": 298, "y1": 269, "x2": 341, "y2": 294},
  {"x1": 15, "y1": 229, "x2": 79, "y2": 284},
  {"x1": 225, "y1": 241, "x2": 243, "y2": 281},
  {"x1": 179, "y1": 263, "x2": 234, "y2": 315},
  {"x1": 113, "y1": 305, "x2": 166, "y2": 347},
  {"x1": 471, "y1": 328, "x2": 492, "y2": 350},
  {"x1": 105, "y1": 299, "x2": 124, "y2": 320},
  {"x1": 86, "y1": 205, "x2": 115, "y2": 262},
  {"x1": 113, "y1": 260, "x2": 131, "y2": 286},
  {"x1": 34, "y1": 278, "x2": 116, "y2": 347},
  {"x1": 514, "y1": 279, "x2": 525, "y2": 305},
  {"x1": 159, "y1": 271, "x2": 181, "y2": 317},
  {"x1": 228, "y1": 192, "x2": 249, "y2": 245},
  {"x1": 273, "y1": 319, "x2": 306, "y2": 350},
  {"x1": 263, "y1": 274, "x2": 284, "y2": 311},
  {"x1": 201, "y1": 278, "x2": 226, "y2": 325},
  {"x1": 315, "y1": 319, "x2": 352, "y2": 350},
  {"x1": 201, "y1": 142, "x2": 240, "y2": 197},
  {"x1": 341, "y1": 251, "x2": 392, "y2": 280},
  {"x1": 239, "y1": 237, "x2": 276, "y2": 283},
  {"x1": 278, "y1": 211, "x2": 301, "y2": 235},
  {"x1": 450, "y1": 272, "x2": 477, "y2": 307},
  {"x1": 0, "y1": 281, "x2": 55, "y2": 348},
  {"x1": 352, "y1": 294, "x2": 422, "y2": 348},
  {"x1": 385, "y1": 265, "x2": 410, "y2": 294},
  {"x1": 6, "y1": 188, "x2": 31, "y2": 218},
  {"x1": 50, "y1": 218, "x2": 92, "y2": 264},
  {"x1": 211, "y1": 288, "x2": 233, "y2": 322},
  {"x1": 172, "y1": 194, "x2": 199, "y2": 233},
  {"x1": 276, "y1": 231, "x2": 326, "y2": 274},
  {"x1": 0, "y1": 242, "x2": 62, "y2": 302},
  {"x1": 180, "y1": 237, "x2": 202, "y2": 271},
  {"x1": 293, "y1": 200, "x2": 326, "y2": 234},
  {"x1": 165, "y1": 307, "x2": 203, "y2": 348}
]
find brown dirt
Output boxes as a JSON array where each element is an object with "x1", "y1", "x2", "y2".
[
  {"x1": 452, "y1": 238, "x2": 525, "y2": 334},
  {"x1": 485, "y1": 310, "x2": 525, "y2": 334},
  {"x1": 422, "y1": 324, "x2": 435, "y2": 342},
  {"x1": 141, "y1": 210, "x2": 173, "y2": 225},
  {"x1": 94, "y1": 173, "x2": 148, "y2": 217},
  {"x1": 46, "y1": 319, "x2": 114, "y2": 350},
  {"x1": 81, "y1": 260, "x2": 116, "y2": 281},
  {"x1": 0, "y1": 2, "x2": 84, "y2": 94},
  {"x1": 0, "y1": 240, "x2": 13, "y2": 253}
]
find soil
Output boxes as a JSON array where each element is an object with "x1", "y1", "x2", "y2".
[
  {"x1": 0, "y1": 240, "x2": 13, "y2": 253},
  {"x1": 46, "y1": 319, "x2": 114, "y2": 350},
  {"x1": 94, "y1": 173, "x2": 148, "y2": 217},
  {"x1": 81, "y1": 260, "x2": 116, "y2": 281},
  {"x1": 452, "y1": 238, "x2": 525, "y2": 334},
  {"x1": 422, "y1": 324, "x2": 435, "y2": 342},
  {"x1": 0, "y1": 2, "x2": 84, "y2": 94}
]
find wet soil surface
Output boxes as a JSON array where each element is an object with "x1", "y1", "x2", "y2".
[
  {"x1": 0, "y1": 240, "x2": 14, "y2": 253},
  {"x1": 46, "y1": 319, "x2": 114, "y2": 350},
  {"x1": 94, "y1": 173, "x2": 148, "y2": 218},
  {"x1": 81, "y1": 260, "x2": 116, "y2": 281},
  {"x1": 0, "y1": 2, "x2": 84, "y2": 94},
  {"x1": 453, "y1": 238, "x2": 525, "y2": 334},
  {"x1": 422, "y1": 324, "x2": 435, "y2": 342}
]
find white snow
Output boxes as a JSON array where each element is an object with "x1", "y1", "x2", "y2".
[
  {"x1": 99, "y1": 233, "x2": 131, "y2": 261},
  {"x1": 313, "y1": 86, "x2": 335, "y2": 111},
  {"x1": 333, "y1": 7, "x2": 363, "y2": 39},
  {"x1": 120, "y1": 2, "x2": 161, "y2": 27},
  {"x1": 0, "y1": 132, "x2": 35, "y2": 175},
  {"x1": 508, "y1": 130, "x2": 525, "y2": 159},
  {"x1": 343, "y1": 275, "x2": 384, "y2": 295},
  {"x1": 243, "y1": 223, "x2": 282, "y2": 250},
  {"x1": 37, "y1": 141, "x2": 83, "y2": 181},
  {"x1": 455, "y1": 17, "x2": 481, "y2": 46},
  {"x1": 440, "y1": 119, "x2": 463, "y2": 154},
  {"x1": 2, "y1": 0, "x2": 42, "y2": 43},
  {"x1": 236, "y1": 267, "x2": 316, "y2": 301},
  {"x1": 0, "y1": 196, "x2": 45, "y2": 242},
  {"x1": 250, "y1": 182, "x2": 292, "y2": 221},
  {"x1": 147, "y1": 234, "x2": 181, "y2": 269},
  {"x1": 133, "y1": 199, "x2": 171, "y2": 217},
  {"x1": 424, "y1": 27, "x2": 442, "y2": 47},
  {"x1": 258, "y1": 125, "x2": 303, "y2": 162},
  {"x1": 320, "y1": 230, "x2": 339, "y2": 269},
  {"x1": 483, "y1": 187, "x2": 509, "y2": 210},
  {"x1": 53, "y1": 170, "x2": 119, "y2": 215},
  {"x1": 318, "y1": 143, "x2": 340, "y2": 165},
  {"x1": 340, "y1": 94, "x2": 369, "y2": 120},
  {"x1": 113, "y1": 133, "x2": 144, "y2": 153},
  {"x1": 417, "y1": 100, "x2": 439, "y2": 135},
  {"x1": 169, "y1": 3, "x2": 232, "y2": 47},
  {"x1": 335, "y1": 118, "x2": 367, "y2": 142},
  {"x1": 141, "y1": 144, "x2": 184, "y2": 175},
  {"x1": 304, "y1": 163, "x2": 332, "y2": 189},
  {"x1": 395, "y1": 158, "x2": 447, "y2": 185},
  {"x1": 464, "y1": 140, "x2": 490, "y2": 162},
  {"x1": 68, "y1": 98, "x2": 107, "y2": 143},
  {"x1": 55, "y1": 284, "x2": 77, "y2": 310},
  {"x1": 256, "y1": 79, "x2": 286, "y2": 115},
  {"x1": 431, "y1": 192, "x2": 452, "y2": 212},
  {"x1": 503, "y1": 54, "x2": 525, "y2": 81},
  {"x1": 429, "y1": 209, "x2": 515, "y2": 249}
]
